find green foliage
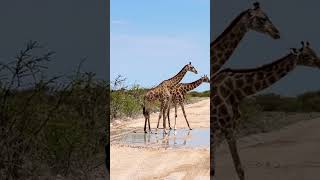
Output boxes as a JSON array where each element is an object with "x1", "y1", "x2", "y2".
[
  {"x1": 110, "y1": 75, "x2": 145, "y2": 120},
  {"x1": 247, "y1": 92, "x2": 320, "y2": 112},
  {"x1": 297, "y1": 91, "x2": 320, "y2": 112},
  {"x1": 239, "y1": 98, "x2": 265, "y2": 135},
  {"x1": 110, "y1": 89, "x2": 142, "y2": 119},
  {"x1": 238, "y1": 92, "x2": 320, "y2": 137},
  {"x1": 187, "y1": 90, "x2": 210, "y2": 97}
]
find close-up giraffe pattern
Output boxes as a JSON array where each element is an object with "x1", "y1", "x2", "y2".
[{"x1": 211, "y1": 2, "x2": 320, "y2": 180}]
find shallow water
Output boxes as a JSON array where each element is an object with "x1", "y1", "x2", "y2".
[{"x1": 120, "y1": 128, "x2": 209, "y2": 148}]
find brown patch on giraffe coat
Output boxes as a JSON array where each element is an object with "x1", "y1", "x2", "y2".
[
  {"x1": 213, "y1": 96, "x2": 222, "y2": 106},
  {"x1": 268, "y1": 76, "x2": 277, "y2": 84},
  {"x1": 261, "y1": 80, "x2": 268, "y2": 89},
  {"x1": 219, "y1": 85, "x2": 229, "y2": 98},
  {"x1": 254, "y1": 82, "x2": 261, "y2": 90},
  {"x1": 257, "y1": 72, "x2": 264, "y2": 80},
  {"x1": 218, "y1": 118, "x2": 227, "y2": 126},
  {"x1": 243, "y1": 86, "x2": 254, "y2": 95},
  {"x1": 234, "y1": 90, "x2": 244, "y2": 101},
  {"x1": 225, "y1": 49, "x2": 232, "y2": 58},
  {"x1": 228, "y1": 94, "x2": 237, "y2": 105},
  {"x1": 225, "y1": 79, "x2": 234, "y2": 90},
  {"x1": 235, "y1": 79, "x2": 244, "y2": 88},
  {"x1": 218, "y1": 104, "x2": 229, "y2": 115}
]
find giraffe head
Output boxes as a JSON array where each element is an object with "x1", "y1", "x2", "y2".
[
  {"x1": 245, "y1": 2, "x2": 280, "y2": 39},
  {"x1": 201, "y1": 75, "x2": 210, "y2": 83},
  {"x1": 185, "y1": 62, "x2": 198, "y2": 74},
  {"x1": 292, "y1": 41, "x2": 320, "y2": 68}
]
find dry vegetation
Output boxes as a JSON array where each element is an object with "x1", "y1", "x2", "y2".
[
  {"x1": 239, "y1": 93, "x2": 320, "y2": 137},
  {"x1": 0, "y1": 41, "x2": 108, "y2": 179}
]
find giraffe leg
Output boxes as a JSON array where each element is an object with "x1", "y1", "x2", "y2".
[
  {"x1": 156, "y1": 102, "x2": 164, "y2": 134},
  {"x1": 144, "y1": 117, "x2": 147, "y2": 133},
  {"x1": 144, "y1": 111, "x2": 148, "y2": 133},
  {"x1": 183, "y1": 130, "x2": 190, "y2": 145},
  {"x1": 147, "y1": 117, "x2": 152, "y2": 133},
  {"x1": 156, "y1": 106, "x2": 162, "y2": 129},
  {"x1": 180, "y1": 102, "x2": 192, "y2": 130},
  {"x1": 167, "y1": 103, "x2": 172, "y2": 130},
  {"x1": 174, "y1": 104, "x2": 177, "y2": 130},
  {"x1": 162, "y1": 100, "x2": 168, "y2": 134},
  {"x1": 210, "y1": 131, "x2": 216, "y2": 178},
  {"x1": 143, "y1": 105, "x2": 147, "y2": 133},
  {"x1": 226, "y1": 134, "x2": 245, "y2": 180}
]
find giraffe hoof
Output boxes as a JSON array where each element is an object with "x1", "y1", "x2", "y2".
[
  {"x1": 169, "y1": 127, "x2": 172, "y2": 130},
  {"x1": 144, "y1": 131, "x2": 147, "y2": 133},
  {"x1": 189, "y1": 128, "x2": 192, "y2": 130}
]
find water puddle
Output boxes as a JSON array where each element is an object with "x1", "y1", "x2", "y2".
[{"x1": 119, "y1": 128, "x2": 209, "y2": 149}]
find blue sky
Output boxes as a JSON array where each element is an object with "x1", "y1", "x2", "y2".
[{"x1": 110, "y1": 0, "x2": 209, "y2": 92}]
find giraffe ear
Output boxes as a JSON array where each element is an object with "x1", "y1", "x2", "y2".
[
  {"x1": 253, "y1": 2, "x2": 260, "y2": 10},
  {"x1": 306, "y1": 41, "x2": 310, "y2": 47},
  {"x1": 290, "y1": 48, "x2": 298, "y2": 54}
]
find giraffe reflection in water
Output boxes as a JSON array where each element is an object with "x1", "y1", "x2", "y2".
[{"x1": 122, "y1": 128, "x2": 209, "y2": 149}]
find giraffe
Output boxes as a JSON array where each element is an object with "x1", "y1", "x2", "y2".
[
  {"x1": 143, "y1": 62, "x2": 198, "y2": 134},
  {"x1": 165, "y1": 75, "x2": 210, "y2": 130},
  {"x1": 211, "y1": 41, "x2": 320, "y2": 180},
  {"x1": 211, "y1": 2, "x2": 280, "y2": 76}
]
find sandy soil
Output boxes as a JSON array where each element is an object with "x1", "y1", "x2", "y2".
[
  {"x1": 111, "y1": 97, "x2": 320, "y2": 180},
  {"x1": 216, "y1": 117, "x2": 320, "y2": 180},
  {"x1": 110, "y1": 98, "x2": 210, "y2": 180}
]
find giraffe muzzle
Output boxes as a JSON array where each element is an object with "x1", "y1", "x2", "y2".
[
  {"x1": 273, "y1": 32, "x2": 280, "y2": 39},
  {"x1": 270, "y1": 27, "x2": 280, "y2": 39}
]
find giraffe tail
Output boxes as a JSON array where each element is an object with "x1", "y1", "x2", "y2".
[
  {"x1": 142, "y1": 106, "x2": 146, "y2": 115},
  {"x1": 141, "y1": 104, "x2": 146, "y2": 115}
]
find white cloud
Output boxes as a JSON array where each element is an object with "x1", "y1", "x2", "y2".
[{"x1": 111, "y1": 20, "x2": 128, "y2": 25}]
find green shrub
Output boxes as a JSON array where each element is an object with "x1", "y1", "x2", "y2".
[
  {"x1": 187, "y1": 90, "x2": 210, "y2": 97},
  {"x1": 109, "y1": 76, "x2": 145, "y2": 120},
  {"x1": 298, "y1": 91, "x2": 320, "y2": 112}
]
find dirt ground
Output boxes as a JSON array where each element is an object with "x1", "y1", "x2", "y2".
[
  {"x1": 110, "y1": 97, "x2": 320, "y2": 180},
  {"x1": 216, "y1": 117, "x2": 320, "y2": 180},
  {"x1": 110, "y1": 98, "x2": 210, "y2": 180}
]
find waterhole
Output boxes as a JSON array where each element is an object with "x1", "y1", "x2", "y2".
[{"x1": 119, "y1": 128, "x2": 209, "y2": 148}]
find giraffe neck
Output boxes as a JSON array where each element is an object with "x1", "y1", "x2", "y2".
[
  {"x1": 211, "y1": 11, "x2": 249, "y2": 74},
  {"x1": 218, "y1": 53, "x2": 298, "y2": 102},
  {"x1": 180, "y1": 78, "x2": 205, "y2": 92},
  {"x1": 165, "y1": 66, "x2": 188, "y2": 87}
]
